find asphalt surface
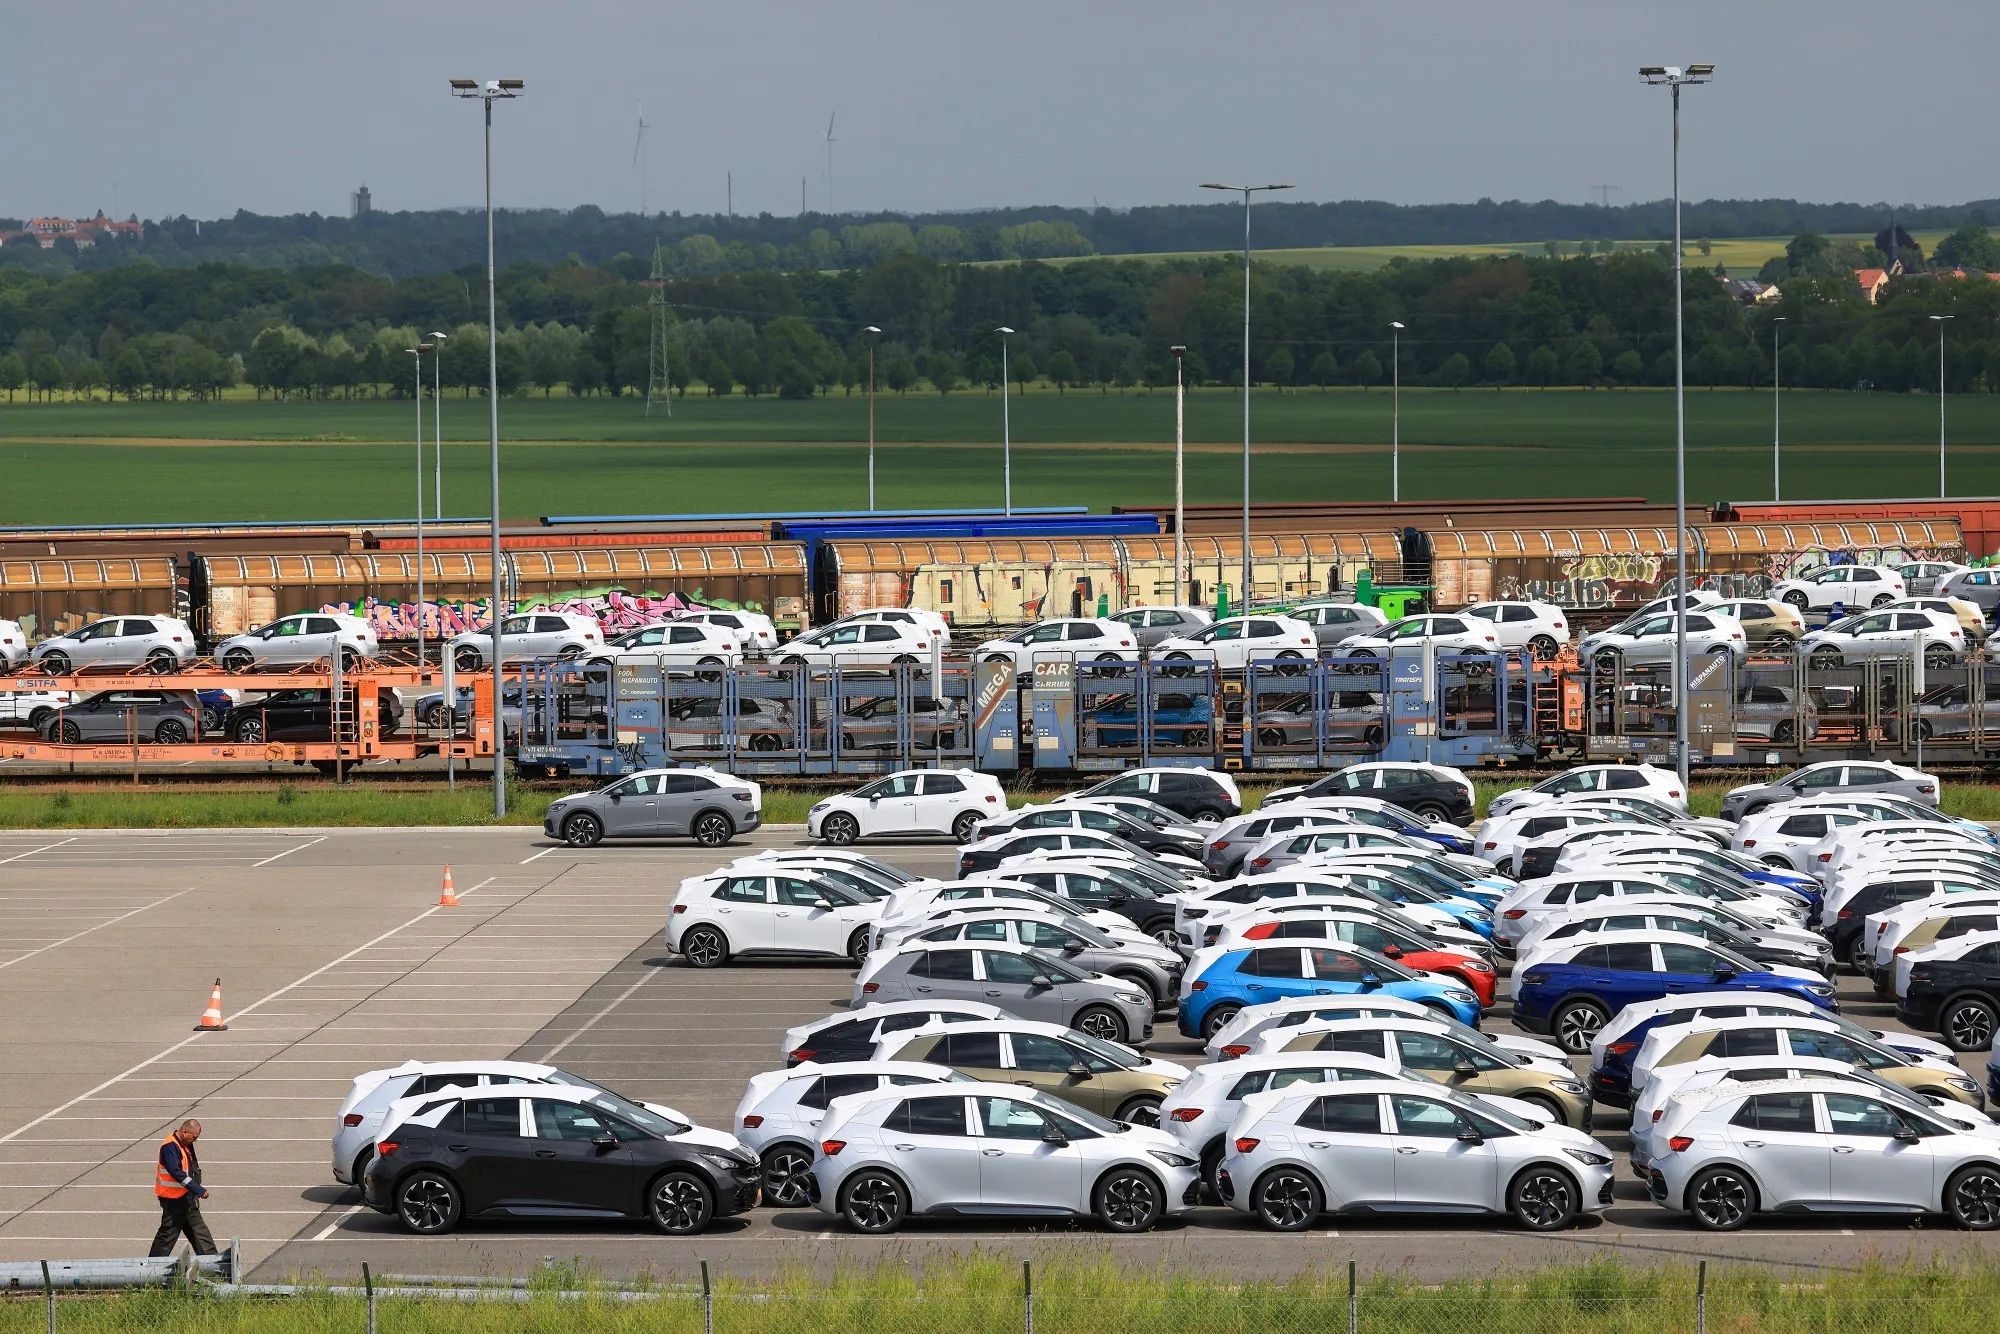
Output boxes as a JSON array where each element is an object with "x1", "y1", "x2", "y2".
[{"x1": 0, "y1": 825, "x2": 1996, "y2": 1285}]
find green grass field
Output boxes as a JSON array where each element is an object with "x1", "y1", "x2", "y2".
[{"x1": 0, "y1": 387, "x2": 1994, "y2": 525}]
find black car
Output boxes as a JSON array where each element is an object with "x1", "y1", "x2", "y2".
[
  {"x1": 1072, "y1": 768, "x2": 1239, "y2": 822},
  {"x1": 1827, "y1": 874, "x2": 2000, "y2": 972},
  {"x1": 228, "y1": 688, "x2": 405, "y2": 742},
  {"x1": 1264, "y1": 764, "x2": 1473, "y2": 824},
  {"x1": 1901, "y1": 943, "x2": 2000, "y2": 1053},
  {"x1": 978, "y1": 864, "x2": 1180, "y2": 942},
  {"x1": 362, "y1": 1088, "x2": 760, "y2": 1235}
]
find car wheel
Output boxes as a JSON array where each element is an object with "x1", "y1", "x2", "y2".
[
  {"x1": 838, "y1": 1170, "x2": 908, "y2": 1234},
  {"x1": 1094, "y1": 1166, "x2": 1164, "y2": 1232},
  {"x1": 229, "y1": 717, "x2": 264, "y2": 744},
  {"x1": 339, "y1": 648, "x2": 361, "y2": 673},
  {"x1": 222, "y1": 649, "x2": 253, "y2": 673},
  {"x1": 821, "y1": 812, "x2": 861, "y2": 846},
  {"x1": 682, "y1": 925, "x2": 729, "y2": 969},
  {"x1": 1198, "y1": 1140, "x2": 1226, "y2": 1199},
  {"x1": 1071, "y1": 1004, "x2": 1126, "y2": 1043},
  {"x1": 1781, "y1": 591, "x2": 1809, "y2": 612},
  {"x1": 27, "y1": 707, "x2": 54, "y2": 731},
  {"x1": 761, "y1": 1144, "x2": 818, "y2": 1208},
  {"x1": 561, "y1": 813, "x2": 603, "y2": 847},
  {"x1": 891, "y1": 654, "x2": 919, "y2": 666},
  {"x1": 1160, "y1": 652, "x2": 1195, "y2": 678},
  {"x1": 1941, "y1": 995, "x2": 1999, "y2": 1052},
  {"x1": 1945, "y1": 1164, "x2": 2000, "y2": 1230},
  {"x1": 1527, "y1": 635, "x2": 1558, "y2": 660},
  {"x1": 1516, "y1": 1092, "x2": 1567, "y2": 1128},
  {"x1": 1592, "y1": 649, "x2": 1621, "y2": 673},
  {"x1": 1551, "y1": 998, "x2": 1610, "y2": 1055},
  {"x1": 1687, "y1": 1166, "x2": 1756, "y2": 1231},
  {"x1": 350, "y1": 1147, "x2": 374, "y2": 1188},
  {"x1": 1273, "y1": 650, "x2": 1306, "y2": 676},
  {"x1": 690, "y1": 811, "x2": 735, "y2": 847},
  {"x1": 1766, "y1": 632, "x2": 1796, "y2": 650},
  {"x1": 1362, "y1": 725, "x2": 1384, "y2": 745},
  {"x1": 1198, "y1": 1004, "x2": 1243, "y2": 1041},
  {"x1": 198, "y1": 703, "x2": 222, "y2": 732},
  {"x1": 56, "y1": 720, "x2": 81, "y2": 744},
  {"x1": 154, "y1": 719, "x2": 188, "y2": 744},
  {"x1": 1191, "y1": 806, "x2": 1227, "y2": 823},
  {"x1": 1256, "y1": 727, "x2": 1288, "y2": 748},
  {"x1": 146, "y1": 649, "x2": 178, "y2": 674},
  {"x1": 1846, "y1": 936, "x2": 1872, "y2": 973},
  {"x1": 748, "y1": 733, "x2": 781, "y2": 751},
  {"x1": 1770, "y1": 720, "x2": 1795, "y2": 744},
  {"x1": 453, "y1": 648, "x2": 482, "y2": 674},
  {"x1": 394, "y1": 1171, "x2": 462, "y2": 1235},
  {"x1": 695, "y1": 656, "x2": 724, "y2": 682},
  {"x1": 646, "y1": 1170, "x2": 714, "y2": 1235},
  {"x1": 37, "y1": 651, "x2": 70, "y2": 674},
  {"x1": 1809, "y1": 653, "x2": 1841, "y2": 671},
  {"x1": 983, "y1": 653, "x2": 1013, "y2": 666},
  {"x1": 1871, "y1": 593, "x2": 1893, "y2": 607},
  {"x1": 1114, "y1": 1095, "x2": 1163, "y2": 1128},
  {"x1": 1508, "y1": 1165, "x2": 1580, "y2": 1231},
  {"x1": 776, "y1": 656, "x2": 807, "y2": 668},
  {"x1": 951, "y1": 811, "x2": 983, "y2": 843},
  {"x1": 1925, "y1": 648, "x2": 1956, "y2": 670},
  {"x1": 1410, "y1": 802, "x2": 1451, "y2": 822},
  {"x1": 846, "y1": 927, "x2": 871, "y2": 966},
  {"x1": 1251, "y1": 1167, "x2": 1322, "y2": 1231},
  {"x1": 1151, "y1": 924, "x2": 1181, "y2": 948}
]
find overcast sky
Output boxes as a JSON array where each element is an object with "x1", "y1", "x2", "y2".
[{"x1": 8, "y1": 0, "x2": 1993, "y2": 224}]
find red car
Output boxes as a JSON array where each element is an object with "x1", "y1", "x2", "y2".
[{"x1": 1234, "y1": 918, "x2": 1497, "y2": 1008}]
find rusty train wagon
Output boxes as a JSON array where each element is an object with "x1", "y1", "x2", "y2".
[{"x1": 0, "y1": 555, "x2": 184, "y2": 639}]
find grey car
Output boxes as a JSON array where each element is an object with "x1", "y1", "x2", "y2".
[
  {"x1": 1735, "y1": 682, "x2": 1816, "y2": 744},
  {"x1": 1288, "y1": 603, "x2": 1391, "y2": 647},
  {"x1": 1109, "y1": 605, "x2": 1213, "y2": 648},
  {"x1": 1938, "y1": 568, "x2": 2000, "y2": 614},
  {"x1": 1718, "y1": 760, "x2": 1940, "y2": 822},
  {"x1": 1902, "y1": 562, "x2": 1967, "y2": 596},
  {"x1": 31, "y1": 617, "x2": 197, "y2": 674},
  {"x1": 899, "y1": 912, "x2": 1184, "y2": 1007},
  {"x1": 541, "y1": 767, "x2": 762, "y2": 847},
  {"x1": 858, "y1": 941, "x2": 1155, "y2": 1043},
  {"x1": 1254, "y1": 689, "x2": 1384, "y2": 747},
  {"x1": 36, "y1": 690, "x2": 201, "y2": 743}
]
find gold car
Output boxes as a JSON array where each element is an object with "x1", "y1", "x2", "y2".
[
  {"x1": 885, "y1": 1021, "x2": 1186, "y2": 1125},
  {"x1": 1276, "y1": 1019, "x2": 1592, "y2": 1127},
  {"x1": 1887, "y1": 596, "x2": 1988, "y2": 645},
  {"x1": 1643, "y1": 1020, "x2": 1983, "y2": 1106},
  {"x1": 1710, "y1": 598, "x2": 1807, "y2": 651}
]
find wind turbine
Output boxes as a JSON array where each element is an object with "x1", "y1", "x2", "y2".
[
  {"x1": 824, "y1": 112, "x2": 836, "y2": 216},
  {"x1": 633, "y1": 101, "x2": 651, "y2": 215}
]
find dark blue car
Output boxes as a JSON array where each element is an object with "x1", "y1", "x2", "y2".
[
  {"x1": 1178, "y1": 941, "x2": 1482, "y2": 1040},
  {"x1": 1092, "y1": 692, "x2": 1212, "y2": 748},
  {"x1": 1513, "y1": 938, "x2": 1836, "y2": 1055},
  {"x1": 1322, "y1": 803, "x2": 1474, "y2": 855}
]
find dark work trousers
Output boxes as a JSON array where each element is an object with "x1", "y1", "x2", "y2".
[{"x1": 149, "y1": 1195, "x2": 217, "y2": 1257}]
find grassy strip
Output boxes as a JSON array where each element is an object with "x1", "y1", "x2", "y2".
[{"x1": 5, "y1": 1258, "x2": 1999, "y2": 1333}]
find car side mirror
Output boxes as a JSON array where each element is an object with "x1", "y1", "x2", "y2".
[
  {"x1": 1893, "y1": 1123, "x2": 1920, "y2": 1144},
  {"x1": 1029, "y1": 974, "x2": 1053, "y2": 989},
  {"x1": 813, "y1": 899, "x2": 833, "y2": 910},
  {"x1": 1453, "y1": 1059, "x2": 1479, "y2": 1076},
  {"x1": 591, "y1": 1133, "x2": 617, "y2": 1154},
  {"x1": 1382, "y1": 945, "x2": 1403, "y2": 958},
  {"x1": 1711, "y1": 968, "x2": 1738, "y2": 983},
  {"x1": 1061, "y1": 941, "x2": 1085, "y2": 954},
  {"x1": 1358, "y1": 973, "x2": 1382, "y2": 989},
  {"x1": 1042, "y1": 1126, "x2": 1070, "y2": 1147},
  {"x1": 1106, "y1": 891, "x2": 1129, "y2": 907},
  {"x1": 1455, "y1": 1127, "x2": 1485, "y2": 1145},
  {"x1": 1067, "y1": 1061, "x2": 1092, "y2": 1078}
]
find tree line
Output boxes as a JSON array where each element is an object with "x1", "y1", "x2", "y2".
[{"x1": 5, "y1": 226, "x2": 2000, "y2": 405}]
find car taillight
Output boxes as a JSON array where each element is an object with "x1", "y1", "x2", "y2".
[
  {"x1": 916, "y1": 641, "x2": 928, "y2": 649},
  {"x1": 1251, "y1": 858, "x2": 1272, "y2": 868},
  {"x1": 1234, "y1": 1138, "x2": 1260, "y2": 1153},
  {"x1": 343, "y1": 1114, "x2": 365, "y2": 1127},
  {"x1": 673, "y1": 904, "x2": 687, "y2": 913},
  {"x1": 1484, "y1": 841, "x2": 1498, "y2": 850},
  {"x1": 1171, "y1": 1107, "x2": 1204, "y2": 1122},
  {"x1": 820, "y1": 1140, "x2": 846, "y2": 1156},
  {"x1": 1893, "y1": 946, "x2": 1908, "y2": 955},
  {"x1": 1837, "y1": 909, "x2": 1854, "y2": 920},
  {"x1": 1608, "y1": 1042, "x2": 1637, "y2": 1056},
  {"x1": 1669, "y1": 791, "x2": 1681, "y2": 800},
  {"x1": 1818, "y1": 854, "x2": 1832, "y2": 863},
  {"x1": 376, "y1": 1141, "x2": 399, "y2": 1157},
  {"x1": 1220, "y1": 1044, "x2": 1250, "y2": 1059},
  {"x1": 1503, "y1": 909, "x2": 1527, "y2": 919},
  {"x1": 1651, "y1": 1110, "x2": 1665, "y2": 1122},
  {"x1": 1520, "y1": 970, "x2": 1549, "y2": 986},
  {"x1": 1245, "y1": 923, "x2": 1277, "y2": 939},
  {"x1": 1668, "y1": 1136, "x2": 1694, "y2": 1153},
  {"x1": 862, "y1": 982, "x2": 880, "y2": 994},
  {"x1": 985, "y1": 794, "x2": 997, "y2": 802},
  {"x1": 742, "y1": 1115, "x2": 764, "y2": 1128},
  {"x1": 1210, "y1": 841, "x2": 1231, "y2": 852},
  {"x1": 1189, "y1": 980, "x2": 1207, "y2": 992},
  {"x1": 1742, "y1": 840, "x2": 1756, "y2": 848},
  {"x1": 789, "y1": 1049, "x2": 814, "y2": 1062}
]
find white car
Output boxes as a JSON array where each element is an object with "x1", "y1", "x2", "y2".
[
  {"x1": 875, "y1": 881, "x2": 1137, "y2": 943},
  {"x1": 1797, "y1": 608, "x2": 1964, "y2": 668},
  {"x1": 1219, "y1": 1080, "x2": 1614, "y2": 1231},
  {"x1": 1578, "y1": 610, "x2": 1745, "y2": 668},
  {"x1": 215, "y1": 612, "x2": 378, "y2": 672},
  {"x1": 667, "y1": 867, "x2": 885, "y2": 967},
  {"x1": 31, "y1": 615, "x2": 199, "y2": 674},
  {"x1": 1893, "y1": 929, "x2": 2000, "y2": 1004},
  {"x1": 1476, "y1": 808, "x2": 1625, "y2": 872},
  {"x1": 1157, "y1": 1050, "x2": 1406, "y2": 1181},
  {"x1": 779, "y1": 1000, "x2": 1016, "y2": 1066},
  {"x1": 1286, "y1": 602, "x2": 1391, "y2": 648},
  {"x1": 808, "y1": 769, "x2": 1005, "y2": 845},
  {"x1": 733, "y1": 1060, "x2": 964, "y2": 1205},
  {"x1": 1337, "y1": 613, "x2": 1500, "y2": 661},
  {"x1": 811, "y1": 1081, "x2": 1200, "y2": 1233},
  {"x1": 1486, "y1": 763, "x2": 1685, "y2": 819},
  {"x1": 1494, "y1": 873, "x2": 1707, "y2": 946},
  {"x1": 446, "y1": 610, "x2": 602, "y2": 672},
  {"x1": 1802, "y1": 820, "x2": 1992, "y2": 880},
  {"x1": 591, "y1": 620, "x2": 743, "y2": 672},
  {"x1": 1204, "y1": 993, "x2": 1565, "y2": 1064},
  {"x1": 1609, "y1": 590, "x2": 1723, "y2": 626},
  {"x1": 331, "y1": 1059, "x2": 693, "y2": 1186},
  {"x1": 1629, "y1": 1015, "x2": 1977, "y2": 1102},
  {"x1": 972, "y1": 618, "x2": 1139, "y2": 675},
  {"x1": 867, "y1": 909, "x2": 1184, "y2": 1005},
  {"x1": 1514, "y1": 896, "x2": 1827, "y2": 967},
  {"x1": 1239, "y1": 826, "x2": 1430, "y2": 876},
  {"x1": 828, "y1": 607, "x2": 952, "y2": 642},
  {"x1": 1200, "y1": 809, "x2": 1365, "y2": 877},
  {"x1": 1732, "y1": 800, "x2": 1909, "y2": 869},
  {"x1": 1173, "y1": 876, "x2": 1460, "y2": 952},
  {"x1": 1588, "y1": 992, "x2": 1952, "y2": 1087},
  {"x1": 1771, "y1": 563, "x2": 1907, "y2": 613},
  {"x1": 1459, "y1": 601, "x2": 1571, "y2": 657},
  {"x1": 0, "y1": 689, "x2": 75, "y2": 730},
  {"x1": 677, "y1": 609, "x2": 778, "y2": 652},
  {"x1": 1152, "y1": 615, "x2": 1320, "y2": 672},
  {"x1": 1648, "y1": 1077, "x2": 2000, "y2": 1230},
  {"x1": 0, "y1": 618, "x2": 23, "y2": 668},
  {"x1": 773, "y1": 620, "x2": 934, "y2": 669}
]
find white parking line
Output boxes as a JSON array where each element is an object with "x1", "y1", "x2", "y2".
[
  {"x1": 0, "y1": 839, "x2": 76, "y2": 865},
  {"x1": 252, "y1": 837, "x2": 327, "y2": 868},
  {"x1": 539, "y1": 969, "x2": 661, "y2": 1063},
  {"x1": 312, "y1": 1204, "x2": 367, "y2": 1241},
  {"x1": 0, "y1": 889, "x2": 192, "y2": 974},
  {"x1": 520, "y1": 845, "x2": 564, "y2": 864}
]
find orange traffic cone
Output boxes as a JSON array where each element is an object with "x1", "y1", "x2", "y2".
[
  {"x1": 438, "y1": 865, "x2": 459, "y2": 908},
  {"x1": 193, "y1": 979, "x2": 227, "y2": 1032}
]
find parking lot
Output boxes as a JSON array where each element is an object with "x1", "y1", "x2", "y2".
[{"x1": 0, "y1": 825, "x2": 1993, "y2": 1283}]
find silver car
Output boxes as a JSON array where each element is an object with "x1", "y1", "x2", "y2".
[
  {"x1": 1937, "y1": 568, "x2": 2000, "y2": 613},
  {"x1": 216, "y1": 613, "x2": 377, "y2": 672},
  {"x1": 1735, "y1": 682, "x2": 1816, "y2": 745},
  {"x1": 1109, "y1": 605, "x2": 1215, "y2": 648},
  {"x1": 540, "y1": 767, "x2": 762, "y2": 847},
  {"x1": 448, "y1": 611, "x2": 604, "y2": 672},
  {"x1": 857, "y1": 941, "x2": 1156, "y2": 1044},
  {"x1": 36, "y1": 689, "x2": 201, "y2": 743},
  {"x1": 897, "y1": 911, "x2": 1183, "y2": 1007},
  {"x1": 1288, "y1": 603, "x2": 1391, "y2": 647},
  {"x1": 30, "y1": 617, "x2": 197, "y2": 674}
]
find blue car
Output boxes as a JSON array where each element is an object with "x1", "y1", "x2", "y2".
[
  {"x1": 1325, "y1": 805, "x2": 1475, "y2": 855},
  {"x1": 1179, "y1": 941, "x2": 1482, "y2": 1039},
  {"x1": 196, "y1": 690, "x2": 234, "y2": 734},
  {"x1": 1514, "y1": 941, "x2": 1837, "y2": 1055},
  {"x1": 1306, "y1": 867, "x2": 1496, "y2": 940},
  {"x1": 1091, "y1": 692, "x2": 1212, "y2": 748}
]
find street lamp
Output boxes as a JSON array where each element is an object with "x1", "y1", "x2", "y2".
[
  {"x1": 863, "y1": 326, "x2": 881, "y2": 510},
  {"x1": 428, "y1": 331, "x2": 449, "y2": 519},
  {"x1": 1201, "y1": 181, "x2": 1292, "y2": 611},
  {"x1": 408, "y1": 343, "x2": 433, "y2": 667},
  {"x1": 1770, "y1": 316, "x2": 1784, "y2": 500},
  {"x1": 1171, "y1": 345, "x2": 1187, "y2": 604},
  {"x1": 996, "y1": 327, "x2": 1015, "y2": 515},
  {"x1": 1931, "y1": 314, "x2": 1953, "y2": 496},
  {"x1": 1640, "y1": 62, "x2": 1713, "y2": 792},
  {"x1": 451, "y1": 76, "x2": 523, "y2": 819},
  {"x1": 1389, "y1": 321, "x2": 1406, "y2": 501}
]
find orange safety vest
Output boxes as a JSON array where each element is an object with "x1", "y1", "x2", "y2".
[{"x1": 155, "y1": 1136, "x2": 194, "y2": 1199}]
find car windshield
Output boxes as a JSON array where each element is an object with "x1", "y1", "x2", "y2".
[
  {"x1": 1826, "y1": 1015, "x2": 1905, "y2": 1058},
  {"x1": 1706, "y1": 945, "x2": 1761, "y2": 974},
  {"x1": 1349, "y1": 948, "x2": 1418, "y2": 982},
  {"x1": 1031, "y1": 1091, "x2": 1125, "y2": 1134},
  {"x1": 1439, "y1": 1085, "x2": 1539, "y2": 1131},
  {"x1": 1024, "y1": 949, "x2": 1090, "y2": 983},
  {"x1": 811, "y1": 881, "x2": 868, "y2": 907},
  {"x1": 1064, "y1": 1031, "x2": 1141, "y2": 1068},
  {"x1": 579, "y1": 1091, "x2": 691, "y2": 1137},
  {"x1": 806, "y1": 868, "x2": 891, "y2": 899}
]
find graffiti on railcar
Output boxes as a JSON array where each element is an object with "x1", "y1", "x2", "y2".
[
  {"x1": 1494, "y1": 544, "x2": 1956, "y2": 609},
  {"x1": 313, "y1": 586, "x2": 763, "y2": 641}
]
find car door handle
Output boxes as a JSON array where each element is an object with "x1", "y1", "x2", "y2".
[
  {"x1": 1013, "y1": 1080, "x2": 1036, "y2": 1087},
  {"x1": 894, "y1": 1144, "x2": 917, "y2": 1151},
  {"x1": 1742, "y1": 1140, "x2": 1765, "y2": 1148},
  {"x1": 1308, "y1": 1141, "x2": 1333, "y2": 1149},
  {"x1": 983, "y1": 1149, "x2": 1005, "y2": 1157},
  {"x1": 535, "y1": 1150, "x2": 557, "y2": 1159},
  {"x1": 447, "y1": 1144, "x2": 469, "y2": 1152},
  {"x1": 1313, "y1": 988, "x2": 1334, "y2": 995},
  {"x1": 1396, "y1": 1146, "x2": 1419, "y2": 1155},
  {"x1": 1833, "y1": 1145, "x2": 1856, "y2": 1154}
]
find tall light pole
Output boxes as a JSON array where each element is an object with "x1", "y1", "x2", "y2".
[
  {"x1": 863, "y1": 326, "x2": 881, "y2": 510},
  {"x1": 452, "y1": 76, "x2": 523, "y2": 819},
  {"x1": 1171, "y1": 345, "x2": 1187, "y2": 604},
  {"x1": 1641, "y1": 63, "x2": 1713, "y2": 792},
  {"x1": 428, "y1": 331, "x2": 449, "y2": 519},
  {"x1": 1389, "y1": 321, "x2": 1405, "y2": 501},
  {"x1": 996, "y1": 327, "x2": 1014, "y2": 515},
  {"x1": 1770, "y1": 316, "x2": 1784, "y2": 500},
  {"x1": 408, "y1": 343, "x2": 432, "y2": 667},
  {"x1": 1201, "y1": 181, "x2": 1292, "y2": 611},
  {"x1": 1932, "y1": 314, "x2": 1953, "y2": 496}
]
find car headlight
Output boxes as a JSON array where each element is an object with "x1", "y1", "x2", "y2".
[
  {"x1": 1806, "y1": 983, "x2": 1835, "y2": 997},
  {"x1": 810, "y1": 803, "x2": 828, "y2": 814},
  {"x1": 1443, "y1": 988, "x2": 1477, "y2": 1003},
  {"x1": 1461, "y1": 960, "x2": 1494, "y2": 973},
  {"x1": 1148, "y1": 1149, "x2": 1197, "y2": 1168},
  {"x1": 1552, "y1": 1079, "x2": 1587, "y2": 1096},
  {"x1": 699, "y1": 1151, "x2": 752, "y2": 1173},
  {"x1": 1563, "y1": 1148, "x2": 1612, "y2": 1167},
  {"x1": 1466, "y1": 910, "x2": 1492, "y2": 923},
  {"x1": 1116, "y1": 992, "x2": 1148, "y2": 1007},
  {"x1": 1950, "y1": 1077, "x2": 1979, "y2": 1092}
]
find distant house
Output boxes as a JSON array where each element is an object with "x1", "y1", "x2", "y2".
[
  {"x1": 1723, "y1": 278, "x2": 1779, "y2": 305},
  {"x1": 6, "y1": 213, "x2": 140, "y2": 249},
  {"x1": 1855, "y1": 268, "x2": 1891, "y2": 304}
]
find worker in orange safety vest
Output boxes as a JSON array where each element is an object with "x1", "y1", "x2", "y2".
[{"x1": 149, "y1": 1119, "x2": 217, "y2": 1258}]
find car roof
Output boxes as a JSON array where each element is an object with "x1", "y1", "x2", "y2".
[
  {"x1": 893, "y1": 1017, "x2": 1086, "y2": 1042},
  {"x1": 771, "y1": 1059, "x2": 956, "y2": 1081}
]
